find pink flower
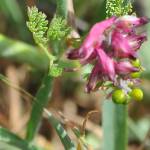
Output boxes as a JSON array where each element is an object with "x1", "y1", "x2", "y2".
[
  {"x1": 67, "y1": 15, "x2": 149, "y2": 92},
  {"x1": 111, "y1": 31, "x2": 147, "y2": 58}
]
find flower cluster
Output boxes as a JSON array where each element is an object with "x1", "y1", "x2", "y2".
[{"x1": 67, "y1": 15, "x2": 149, "y2": 103}]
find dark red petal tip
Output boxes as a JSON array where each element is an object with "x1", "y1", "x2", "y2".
[
  {"x1": 140, "y1": 17, "x2": 150, "y2": 25},
  {"x1": 67, "y1": 49, "x2": 80, "y2": 60}
]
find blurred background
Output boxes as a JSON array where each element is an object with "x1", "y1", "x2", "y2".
[{"x1": 0, "y1": 0, "x2": 149, "y2": 150}]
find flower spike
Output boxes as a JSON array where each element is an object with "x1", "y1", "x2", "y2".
[{"x1": 67, "y1": 15, "x2": 149, "y2": 103}]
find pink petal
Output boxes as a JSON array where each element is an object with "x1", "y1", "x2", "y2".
[
  {"x1": 86, "y1": 63, "x2": 102, "y2": 93},
  {"x1": 83, "y1": 16, "x2": 116, "y2": 49},
  {"x1": 115, "y1": 61, "x2": 139, "y2": 74},
  {"x1": 130, "y1": 34, "x2": 147, "y2": 50},
  {"x1": 115, "y1": 16, "x2": 149, "y2": 32},
  {"x1": 111, "y1": 31, "x2": 137, "y2": 58},
  {"x1": 96, "y1": 48, "x2": 116, "y2": 80}
]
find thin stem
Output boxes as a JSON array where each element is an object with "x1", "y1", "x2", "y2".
[
  {"x1": 56, "y1": 0, "x2": 67, "y2": 18},
  {"x1": 38, "y1": 44, "x2": 55, "y2": 61}
]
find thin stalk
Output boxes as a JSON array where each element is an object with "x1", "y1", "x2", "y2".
[
  {"x1": 56, "y1": 0, "x2": 67, "y2": 18},
  {"x1": 53, "y1": 0, "x2": 68, "y2": 55},
  {"x1": 38, "y1": 44, "x2": 55, "y2": 61}
]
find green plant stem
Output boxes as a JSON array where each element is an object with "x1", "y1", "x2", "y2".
[
  {"x1": 54, "y1": 0, "x2": 68, "y2": 55},
  {"x1": 38, "y1": 43, "x2": 56, "y2": 66},
  {"x1": 102, "y1": 101, "x2": 128, "y2": 150},
  {"x1": 26, "y1": 74, "x2": 54, "y2": 141},
  {"x1": 56, "y1": 0, "x2": 67, "y2": 18}
]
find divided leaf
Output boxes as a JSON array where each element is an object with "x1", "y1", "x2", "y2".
[
  {"x1": 47, "y1": 16, "x2": 71, "y2": 41},
  {"x1": 27, "y1": 7, "x2": 48, "y2": 45}
]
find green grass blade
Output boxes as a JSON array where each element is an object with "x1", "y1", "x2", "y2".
[
  {"x1": 46, "y1": 110, "x2": 76, "y2": 150},
  {"x1": 0, "y1": 0, "x2": 30, "y2": 40},
  {"x1": 0, "y1": 0, "x2": 24, "y2": 24},
  {"x1": 0, "y1": 127, "x2": 34, "y2": 150},
  {"x1": 26, "y1": 74, "x2": 54, "y2": 142},
  {"x1": 0, "y1": 34, "x2": 48, "y2": 69},
  {"x1": 102, "y1": 101, "x2": 127, "y2": 150}
]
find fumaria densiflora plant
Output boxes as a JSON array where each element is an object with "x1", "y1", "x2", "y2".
[{"x1": 26, "y1": 0, "x2": 149, "y2": 150}]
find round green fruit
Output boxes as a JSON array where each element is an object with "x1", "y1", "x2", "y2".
[
  {"x1": 130, "y1": 88, "x2": 143, "y2": 101},
  {"x1": 131, "y1": 59, "x2": 141, "y2": 67},
  {"x1": 112, "y1": 89, "x2": 126, "y2": 104}
]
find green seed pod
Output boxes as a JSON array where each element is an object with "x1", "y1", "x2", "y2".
[
  {"x1": 131, "y1": 59, "x2": 141, "y2": 68},
  {"x1": 112, "y1": 89, "x2": 126, "y2": 104},
  {"x1": 131, "y1": 72, "x2": 141, "y2": 78},
  {"x1": 130, "y1": 88, "x2": 143, "y2": 101}
]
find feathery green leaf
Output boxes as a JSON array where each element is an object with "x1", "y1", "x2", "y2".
[
  {"x1": 47, "y1": 16, "x2": 71, "y2": 41},
  {"x1": 27, "y1": 6, "x2": 48, "y2": 45},
  {"x1": 106, "y1": 0, "x2": 133, "y2": 17}
]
